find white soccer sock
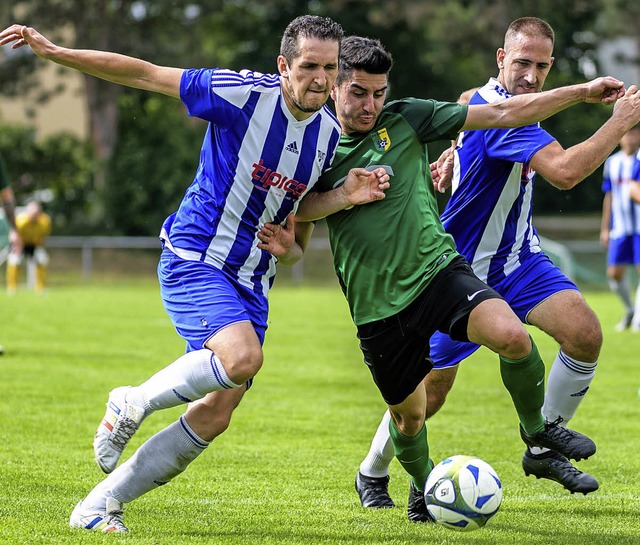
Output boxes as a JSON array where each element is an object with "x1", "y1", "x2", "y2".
[
  {"x1": 127, "y1": 349, "x2": 241, "y2": 411},
  {"x1": 609, "y1": 278, "x2": 633, "y2": 313},
  {"x1": 528, "y1": 351, "x2": 596, "y2": 456},
  {"x1": 359, "y1": 410, "x2": 395, "y2": 478},
  {"x1": 83, "y1": 416, "x2": 209, "y2": 510},
  {"x1": 542, "y1": 349, "x2": 597, "y2": 424}
]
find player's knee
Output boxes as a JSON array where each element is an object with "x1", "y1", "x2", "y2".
[
  {"x1": 560, "y1": 318, "x2": 602, "y2": 361},
  {"x1": 492, "y1": 323, "x2": 531, "y2": 360},
  {"x1": 224, "y1": 345, "x2": 263, "y2": 384},
  {"x1": 390, "y1": 407, "x2": 425, "y2": 437}
]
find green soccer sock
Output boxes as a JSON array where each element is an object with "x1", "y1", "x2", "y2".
[
  {"x1": 389, "y1": 419, "x2": 433, "y2": 491},
  {"x1": 499, "y1": 335, "x2": 545, "y2": 435}
]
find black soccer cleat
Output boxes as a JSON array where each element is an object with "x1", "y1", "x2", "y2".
[
  {"x1": 407, "y1": 481, "x2": 434, "y2": 523},
  {"x1": 355, "y1": 472, "x2": 395, "y2": 508},
  {"x1": 519, "y1": 418, "x2": 596, "y2": 462},
  {"x1": 522, "y1": 449, "x2": 599, "y2": 495}
]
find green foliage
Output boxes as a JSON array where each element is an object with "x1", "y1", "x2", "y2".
[
  {"x1": 2, "y1": 0, "x2": 639, "y2": 231},
  {"x1": 0, "y1": 283, "x2": 639, "y2": 544},
  {"x1": 0, "y1": 123, "x2": 96, "y2": 233},
  {"x1": 103, "y1": 90, "x2": 205, "y2": 235}
]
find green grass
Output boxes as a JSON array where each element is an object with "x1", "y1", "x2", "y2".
[{"x1": 0, "y1": 282, "x2": 639, "y2": 544}]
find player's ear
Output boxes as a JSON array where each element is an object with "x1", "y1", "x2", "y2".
[
  {"x1": 277, "y1": 55, "x2": 289, "y2": 78},
  {"x1": 496, "y1": 48, "x2": 506, "y2": 70}
]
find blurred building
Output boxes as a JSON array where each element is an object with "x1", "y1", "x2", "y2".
[{"x1": 0, "y1": 36, "x2": 87, "y2": 139}]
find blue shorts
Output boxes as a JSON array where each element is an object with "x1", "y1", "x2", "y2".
[
  {"x1": 607, "y1": 234, "x2": 640, "y2": 266},
  {"x1": 158, "y1": 249, "x2": 268, "y2": 353},
  {"x1": 429, "y1": 252, "x2": 578, "y2": 369}
]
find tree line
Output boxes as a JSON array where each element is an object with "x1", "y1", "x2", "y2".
[{"x1": 0, "y1": 0, "x2": 638, "y2": 235}]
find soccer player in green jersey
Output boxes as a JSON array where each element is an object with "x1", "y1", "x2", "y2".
[{"x1": 261, "y1": 35, "x2": 630, "y2": 522}]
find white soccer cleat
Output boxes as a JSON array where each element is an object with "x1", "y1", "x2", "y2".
[
  {"x1": 69, "y1": 498, "x2": 129, "y2": 533},
  {"x1": 93, "y1": 386, "x2": 146, "y2": 473}
]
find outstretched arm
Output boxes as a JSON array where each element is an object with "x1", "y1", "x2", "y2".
[
  {"x1": 0, "y1": 24, "x2": 183, "y2": 97},
  {"x1": 296, "y1": 167, "x2": 390, "y2": 222},
  {"x1": 462, "y1": 76, "x2": 625, "y2": 132},
  {"x1": 530, "y1": 86, "x2": 640, "y2": 189}
]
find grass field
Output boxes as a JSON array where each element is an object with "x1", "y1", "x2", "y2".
[{"x1": 1, "y1": 280, "x2": 639, "y2": 544}]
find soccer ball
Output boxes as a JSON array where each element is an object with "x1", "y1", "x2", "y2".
[{"x1": 424, "y1": 455, "x2": 502, "y2": 532}]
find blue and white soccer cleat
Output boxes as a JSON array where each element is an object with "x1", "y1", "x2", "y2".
[
  {"x1": 69, "y1": 498, "x2": 129, "y2": 533},
  {"x1": 93, "y1": 386, "x2": 146, "y2": 473}
]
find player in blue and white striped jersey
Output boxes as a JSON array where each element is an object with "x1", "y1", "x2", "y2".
[
  {"x1": 428, "y1": 18, "x2": 640, "y2": 494},
  {"x1": 600, "y1": 126, "x2": 640, "y2": 331},
  {"x1": 0, "y1": 16, "x2": 386, "y2": 533}
]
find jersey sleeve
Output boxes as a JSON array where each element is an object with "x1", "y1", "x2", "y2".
[
  {"x1": 601, "y1": 156, "x2": 612, "y2": 193},
  {"x1": 180, "y1": 68, "x2": 259, "y2": 126},
  {"x1": 483, "y1": 123, "x2": 555, "y2": 164},
  {"x1": 387, "y1": 98, "x2": 468, "y2": 143}
]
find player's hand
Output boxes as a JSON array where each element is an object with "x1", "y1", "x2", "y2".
[
  {"x1": 582, "y1": 76, "x2": 626, "y2": 105},
  {"x1": 257, "y1": 213, "x2": 296, "y2": 258},
  {"x1": 612, "y1": 85, "x2": 640, "y2": 126},
  {"x1": 432, "y1": 146, "x2": 455, "y2": 194},
  {"x1": 343, "y1": 167, "x2": 390, "y2": 206},
  {"x1": 0, "y1": 25, "x2": 55, "y2": 59},
  {"x1": 599, "y1": 230, "x2": 609, "y2": 248}
]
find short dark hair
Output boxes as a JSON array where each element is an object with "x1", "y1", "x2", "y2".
[
  {"x1": 336, "y1": 36, "x2": 393, "y2": 86},
  {"x1": 505, "y1": 17, "x2": 555, "y2": 48},
  {"x1": 280, "y1": 15, "x2": 344, "y2": 63}
]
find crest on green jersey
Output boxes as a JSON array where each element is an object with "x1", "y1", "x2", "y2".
[{"x1": 371, "y1": 128, "x2": 391, "y2": 151}]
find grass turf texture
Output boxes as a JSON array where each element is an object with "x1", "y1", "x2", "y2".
[{"x1": 0, "y1": 283, "x2": 639, "y2": 544}]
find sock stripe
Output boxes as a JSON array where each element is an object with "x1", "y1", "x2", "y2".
[
  {"x1": 179, "y1": 415, "x2": 209, "y2": 449},
  {"x1": 558, "y1": 351, "x2": 597, "y2": 374},
  {"x1": 209, "y1": 354, "x2": 234, "y2": 389}
]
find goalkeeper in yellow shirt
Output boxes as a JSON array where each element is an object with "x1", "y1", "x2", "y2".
[{"x1": 7, "y1": 200, "x2": 51, "y2": 293}]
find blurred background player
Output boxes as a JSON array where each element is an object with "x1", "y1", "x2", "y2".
[
  {"x1": 600, "y1": 124, "x2": 640, "y2": 331},
  {"x1": 0, "y1": 151, "x2": 21, "y2": 353},
  {"x1": 7, "y1": 200, "x2": 51, "y2": 294}
]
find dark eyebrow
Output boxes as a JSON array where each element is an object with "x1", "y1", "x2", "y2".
[
  {"x1": 351, "y1": 82, "x2": 388, "y2": 93},
  {"x1": 515, "y1": 57, "x2": 551, "y2": 68}
]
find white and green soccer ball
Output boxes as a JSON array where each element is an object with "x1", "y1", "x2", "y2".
[{"x1": 424, "y1": 455, "x2": 502, "y2": 532}]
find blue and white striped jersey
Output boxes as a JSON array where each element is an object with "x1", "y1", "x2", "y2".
[
  {"x1": 442, "y1": 78, "x2": 556, "y2": 285},
  {"x1": 160, "y1": 68, "x2": 340, "y2": 295},
  {"x1": 602, "y1": 149, "x2": 640, "y2": 239}
]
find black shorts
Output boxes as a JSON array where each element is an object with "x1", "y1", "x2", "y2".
[{"x1": 356, "y1": 256, "x2": 503, "y2": 405}]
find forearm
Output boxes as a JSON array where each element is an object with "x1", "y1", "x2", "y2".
[
  {"x1": 296, "y1": 188, "x2": 351, "y2": 222},
  {"x1": 465, "y1": 84, "x2": 586, "y2": 131},
  {"x1": 630, "y1": 181, "x2": 640, "y2": 204},
  {"x1": 541, "y1": 120, "x2": 632, "y2": 190},
  {"x1": 45, "y1": 46, "x2": 179, "y2": 96}
]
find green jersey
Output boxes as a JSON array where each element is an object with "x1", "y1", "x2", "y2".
[{"x1": 315, "y1": 98, "x2": 468, "y2": 325}]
